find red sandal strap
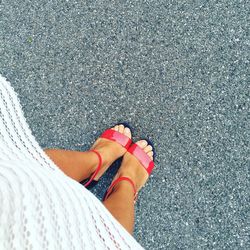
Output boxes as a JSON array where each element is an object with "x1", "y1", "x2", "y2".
[
  {"x1": 103, "y1": 176, "x2": 137, "y2": 201},
  {"x1": 100, "y1": 129, "x2": 132, "y2": 150},
  {"x1": 128, "y1": 144, "x2": 155, "y2": 175},
  {"x1": 84, "y1": 149, "x2": 102, "y2": 187}
]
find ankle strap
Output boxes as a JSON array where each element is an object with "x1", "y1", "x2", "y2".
[
  {"x1": 103, "y1": 176, "x2": 137, "y2": 201},
  {"x1": 84, "y1": 150, "x2": 102, "y2": 187}
]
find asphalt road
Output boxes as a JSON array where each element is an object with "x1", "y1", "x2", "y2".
[{"x1": 0, "y1": 1, "x2": 249, "y2": 249}]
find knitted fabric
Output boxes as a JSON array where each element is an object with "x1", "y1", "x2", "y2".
[{"x1": 0, "y1": 75, "x2": 143, "y2": 250}]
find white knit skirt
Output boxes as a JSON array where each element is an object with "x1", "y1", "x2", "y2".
[{"x1": 0, "y1": 75, "x2": 143, "y2": 250}]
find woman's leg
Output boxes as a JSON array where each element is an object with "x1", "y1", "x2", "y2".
[
  {"x1": 103, "y1": 140, "x2": 153, "y2": 234},
  {"x1": 44, "y1": 149, "x2": 100, "y2": 182},
  {"x1": 104, "y1": 181, "x2": 135, "y2": 233},
  {"x1": 44, "y1": 132, "x2": 153, "y2": 235}
]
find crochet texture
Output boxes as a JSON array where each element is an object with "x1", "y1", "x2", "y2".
[{"x1": 0, "y1": 75, "x2": 143, "y2": 250}]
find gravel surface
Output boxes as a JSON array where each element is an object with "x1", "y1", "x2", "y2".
[{"x1": 0, "y1": 0, "x2": 249, "y2": 249}]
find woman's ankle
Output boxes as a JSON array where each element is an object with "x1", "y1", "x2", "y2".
[
  {"x1": 112, "y1": 180, "x2": 135, "y2": 197},
  {"x1": 81, "y1": 151, "x2": 101, "y2": 175}
]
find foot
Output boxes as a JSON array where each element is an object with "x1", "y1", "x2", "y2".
[
  {"x1": 90, "y1": 124, "x2": 132, "y2": 181},
  {"x1": 112, "y1": 140, "x2": 154, "y2": 194}
]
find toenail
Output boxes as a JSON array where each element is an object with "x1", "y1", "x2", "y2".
[{"x1": 124, "y1": 127, "x2": 130, "y2": 133}]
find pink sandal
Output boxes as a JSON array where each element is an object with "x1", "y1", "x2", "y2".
[
  {"x1": 84, "y1": 127, "x2": 132, "y2": 187},
  {"x1": 103, "y1": 142, "x2": 155, "y2": 201}
]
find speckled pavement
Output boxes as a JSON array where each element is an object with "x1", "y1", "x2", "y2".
[{"x1": 0, "y1": 1, "x2": 249, "y2": 249}]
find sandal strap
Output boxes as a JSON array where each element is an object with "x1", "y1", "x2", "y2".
[
  {"x1": 103, "y1": 176, "x2": 137, "y2": 201},
  {"x1": 100, "y1": 129, "x2": 132, "y2": 150},
  {"x1": 84, "y1": 149, "x2": 102, "y2": 187},
  {"x1": 128, "y1": 144, "x2": 154, "y2": 175}
]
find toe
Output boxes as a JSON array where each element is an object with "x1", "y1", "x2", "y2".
[
  {"x1": 136, "y1": 140, "x2": 148, "y2": 149},
  {"x1": 124, "y1": 127, "x2": 132, "y2": 138},
  {"x1": 148, "y1": 151, "x2": 154, "y2": 160},
  {"x1": 114, "y1": 125, "x2": 119, "y2": 131},
  {"x1": 144, "y1": 145, "x2": 153, "y2": 153},
  {"x1": 118, "y1": 124, "x2": 125, "y2": 133}
]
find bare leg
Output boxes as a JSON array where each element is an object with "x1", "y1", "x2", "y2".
[
  {"x1": 44, "y1": 149, "x2": 99, "y2": 182},
  {"x1": 103, "y1": 181, "x2": 135, "y2": 233},
  {"x1": 44, "y1": 129, "x2": 154, "y2": 235},
  {"x1": 103, "y1": 140, "x2": 154, "y2": 234}
]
